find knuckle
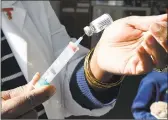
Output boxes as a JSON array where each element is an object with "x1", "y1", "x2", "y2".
[
  {"x1": 20, "y1": 86, "x2": 26, "y2": 92},
  {"x1": 16, "y1": 85, "x2": 27, "y2": 94}
]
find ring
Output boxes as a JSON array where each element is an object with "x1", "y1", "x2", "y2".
[{"x1": 150, "y1": 55, "x2": 156, "y2": 64}]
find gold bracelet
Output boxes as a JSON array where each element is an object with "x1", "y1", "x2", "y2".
[{"x1": 84, "y1": 48, "x2": 125, "y2": 89}]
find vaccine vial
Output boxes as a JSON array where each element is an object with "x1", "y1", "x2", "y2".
[{"x1": 84, "y1": 14, "x2": 113, "y2": 36}]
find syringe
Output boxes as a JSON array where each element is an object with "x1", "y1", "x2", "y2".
[
  {"x1": 35, "y1": 35, "x2": 85, "y2": 88},
  {"x1": 35, "y1": 14, "x2": 113, "y2": 87}
]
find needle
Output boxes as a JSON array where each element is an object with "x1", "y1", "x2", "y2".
[
  {"x1": 75, "y1": 34, "x2": 86, "y2": 46},
  {"x1": 81, "y1": 33, "x2": 85, "y2": 37}
]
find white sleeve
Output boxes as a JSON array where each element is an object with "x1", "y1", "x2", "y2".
[{"x1": 43, "y1": 1, "x2": 115, "y2": 118}]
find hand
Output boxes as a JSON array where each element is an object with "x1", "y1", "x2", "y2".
[
  {"x1": 1, "y1": 73, "x2": 56, "y2": 119},
  {"x1": 91, "y1": 14, "x2": 167, "y2": 78},
  {"x1": 150, "y1": 101, "x2": 168, "y2": 119}
]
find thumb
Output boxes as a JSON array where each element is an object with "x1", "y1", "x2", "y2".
[
  {"x1": 126, "y1": 14, "x2": 167, "y2": 31},
  {"x1": 1, "y1": 85, "x2": 56, "y2": 119},
  {"x1": 1, "y1": 72, "x2": 41, "y2": 100}
]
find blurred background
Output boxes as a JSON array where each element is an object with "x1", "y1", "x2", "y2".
[{"x1": 50, "y1": 0, "x2": 168, "y2": 119}]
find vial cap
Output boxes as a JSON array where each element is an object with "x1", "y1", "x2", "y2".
[{"x1": 84, "y1": 26, "x2": 93, "y2": 36}]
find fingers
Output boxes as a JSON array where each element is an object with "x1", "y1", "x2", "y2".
[
  {"x1": 18, "y1": 110, "x2": 38, "y2": 119},
  {"x1": 126, "y1": 14, "x2": 167, "y2": 31},
  {"x1": 1, "y1": 72, "x2": 41, "y2": 100},
  {"x1": 149, "y1": 22, "x2": 168, "y2": 52},
  {"x1": 28, "y1": 72, "x2": 41, "y2": 90},
  {"x1": 134, "y1": 34, "x2": 167, "y2": 74},
  {"x1": 1, "y1": 85, "x2": 56, "y2": 119},
  {"x1": 126, "y1": 28, "x2": 143, "y2": 41},
  {"x1": 29, "y1": 72, "x2": 41, "y2": 86},
  {"x1": 135, "y1": 46, "x2": 153, "y2": 74},
  {"x1": 142, "y1": 32, "x2": 167, "y2": 68},
  {"x1": 1, "y1": 85, "x2": 27, "y2": 101}
]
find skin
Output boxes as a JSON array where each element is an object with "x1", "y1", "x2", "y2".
[
  {"x1": 150, "y1": 101, "x2": 167, "y2": 119},
  {"x1": 1, "y1": 14, "x2": 167, "y2": 118},
  {"x1": 1, "y1": 73, "x2": 56, "y2": 119},
  {"x1": 90, "y1": 14, "x2": 167, "y2": 80}
]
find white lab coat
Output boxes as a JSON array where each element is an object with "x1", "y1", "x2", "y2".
[{"x1": 1, "y1": 1, "x2": 115, "y2": 119}]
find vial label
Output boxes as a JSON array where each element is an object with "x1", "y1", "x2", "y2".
[{"x1": 91, "y1": 14, "x2": 112, "y2": 33}]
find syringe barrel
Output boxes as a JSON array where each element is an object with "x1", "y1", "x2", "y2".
[{"x1": 35, "y1": 42, "x2": 79, "y2": 88}]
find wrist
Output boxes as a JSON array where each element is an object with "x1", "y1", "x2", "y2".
[
  {"x1": 89, "y1": 49, "x2": 119, "y2": 83},
  {"x1": 90, "y1": 48, "x2": 114, "y2": 82},
  {"x1": 84, "y1": 48, "x2": 125, "y2": 89},
  {"x1": 90, "y1": 50, "x2": 106, "y2": 80}
]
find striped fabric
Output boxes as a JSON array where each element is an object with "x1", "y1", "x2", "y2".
[{"x1": 1, "y1": 30, "x2": 47, "y2": 119}]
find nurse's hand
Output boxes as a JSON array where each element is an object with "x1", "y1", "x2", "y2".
[
  {"x1": 1, "y1": 73, "x2": 56, "y2": 119},
  {"x1": 90, "y1": 14, "x2": 167, "y2": 79}
]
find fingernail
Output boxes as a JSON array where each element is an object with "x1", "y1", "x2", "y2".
[
  {"x1": 33, "y1": 72, "x2": 40, "y2": 79},
  {"x1": 150, "y1": 23, "x2": 162, "y2": 33},
  {"x1": 35, "y1": 72, "x2": 40, "y2": 76}
]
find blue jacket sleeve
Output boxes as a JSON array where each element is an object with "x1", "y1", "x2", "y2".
[
  {"x1": 131, "y1": 74, "x2": 157, "y2": 120},
  {"x1": 70, "y1": 58, "x2": 121, "y2": 110}
]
